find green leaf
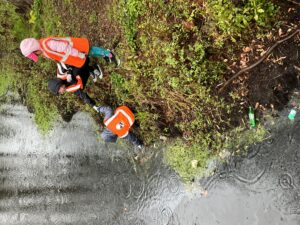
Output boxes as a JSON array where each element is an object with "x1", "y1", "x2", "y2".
[{"x1": 257, "y1": 8, "x2": 264, "y2": 13}]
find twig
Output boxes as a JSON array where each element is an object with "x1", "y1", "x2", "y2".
[
  {"x1": 294, "y1": 65, "x2": 300, "y2": 72},
  {"x1": 218, "y1": 29, "x2": 300, "y2": 93},
  {"x1": 286, "y1": 0, "x2": 300, "y2": 7},
  {"x1": 271, "y1": 74, "x2": 284, "y2": 80}
]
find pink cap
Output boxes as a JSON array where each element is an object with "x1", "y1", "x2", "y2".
[{"x1": 20, "y1": 38, "x2": 41, "y2": 62}]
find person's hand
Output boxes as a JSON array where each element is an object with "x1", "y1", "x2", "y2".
[
  {"x1": 78, "y1": 52, "x2": 86, "y2": 59},
  {"x1": 66, "y1": 74, "x2": 72, "y2": 82},
  {"x1": 93, "y1": 106, "x2": 101, "y2": 113},
  {"x1": 58, "y1": 85, "x2": 66, "y2": 94}
]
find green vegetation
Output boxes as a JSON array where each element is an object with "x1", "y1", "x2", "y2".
[
  {"x1": 165, "y1": 139, "x2": 212, "y2": 181},
  {"x1": 0, "y1": 0, "x2": 278, "y2": 180},
  {"x1": 26, "y1": 75, "x2": 59, "y2": 133},
  {"x1": 26, "y1": 0, "x2": 64, "y2": 132},
  {"x1": 0, "y1": 1, "x2": 28, "y2": 45},
  {"x1": 29, "y1": 0, "x2": 63, "y2": 37},
  {"x1": 111, "y1": 0, "x2": 277, "y2": 179},
  {"x1": 206, "y1": 0, "x2": 277, "y2": 45},
  {"x1": 224, "y1": 125, "x2": 268, "y2": 153},
  {"x1": 0, "y1": 1, "x2": 28, "y2": 98},
  {"x1": 0, "y1": 66, "x2": 15, "y2": 97},
  {"x1": 0, "y1": 0, "x2": 63, "y2": 132},
  {"x1": 165, "y1": 125, "x2": 268, "y2": 181}
]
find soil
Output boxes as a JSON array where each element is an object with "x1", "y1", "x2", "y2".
[
  {"x1": 222, "y1": 0, "x2": 300, "y2": 123},
  {"x1": 55, "y1": 0, "x2": 121, "y2": 48}
]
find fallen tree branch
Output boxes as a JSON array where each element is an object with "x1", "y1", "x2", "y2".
[
  {"x1": 218, "y1": 28, "x2": 300, "y2": 93},
  {"x1": 286, "y1": 0, "x2": 300, "y2": 7}
]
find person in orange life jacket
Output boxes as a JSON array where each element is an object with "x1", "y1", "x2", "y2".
[
  {"x1": 95, "y1": 105, "x2": 143, "y2": 148},
  {"x1": 48, "y1": 57, "x2": 100, "y2": 110},
  {"x1": 20, "y1": 37, "x2": 120, "y2": 68}
]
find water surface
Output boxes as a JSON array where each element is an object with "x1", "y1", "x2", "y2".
[{"x1": 0, "y1": 104, "x2": 299, "y2": 225}]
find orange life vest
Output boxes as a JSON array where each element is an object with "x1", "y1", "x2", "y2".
[
  {"x1": 104, "y1": 106, "x2": 135, "y2": 138},
  {"x1": 39, "y1": 37, "x2": 89, "y2": 68}
]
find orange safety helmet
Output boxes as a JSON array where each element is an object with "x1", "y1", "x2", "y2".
[{"x1": 104, "y1": 106, "x2": 135, "y2": 138}]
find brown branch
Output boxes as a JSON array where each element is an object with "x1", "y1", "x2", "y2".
[
  {"x1": 218, "y1": 29, "x2": 300, "y2": 93},
  {"x1": 286, "y1": 0, "x2": 300, "y2": 7}
]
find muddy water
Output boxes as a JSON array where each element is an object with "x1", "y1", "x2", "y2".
[{"x1": 0, "y1": 104, "x2": 300, "y2": 225}]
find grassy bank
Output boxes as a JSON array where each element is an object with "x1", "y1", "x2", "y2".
[
  {"x1": 111, "y1": 0, "x2": 276, "y2": 180},
  {"x1": 0, "y1": 2, "x2": 26, "y2": 97},
  {"x1": 0, "y1": 0, "x2": 67, "y2": 133},
  {"x1": 1, "y1": 0, "x2": 278, "y2": 180}
]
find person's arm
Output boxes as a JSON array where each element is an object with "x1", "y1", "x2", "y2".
[
  {"x1": 65, "y1": 76, "x2": 83, "y2": 92},
  {"x1": 94, "y1": 106, "x2": 114, "y2": 120},
  {"x1": 73, "y1": 90, "x2": 96, "y2": 107},
  {"x1": 123, "y1": 132, "x2": 143, "y2": 147},
  {"x1": 101, "y1": 128, "x2": 118, "y2": 143},
  {"x1": 56, "y1": 62, "x2": 70, "y2": 80}
]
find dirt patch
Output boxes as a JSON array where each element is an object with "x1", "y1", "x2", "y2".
[
  {"x1": 222, "y1": 0, "x2": 300, "y2": 123},
  {"x1": 248, "y1": 39, "x2": 300, "y2": 110},
  {"x1": 55, "y1": 0, "x2": 121, "y2": 48}
]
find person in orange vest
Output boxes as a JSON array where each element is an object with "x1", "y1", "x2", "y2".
[
  {"x1": 47, "y1": 57, "x2": 100, "y2": 110},
  {"x1": 20, "y1": 37, "x2": 120, "y2": 68},
  {"x1": 95, "y1": 105, "x2": 143, "y2": 149}
]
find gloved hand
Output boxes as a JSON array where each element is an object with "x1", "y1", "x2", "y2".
[
  {"x1": 93, "y1": 105, "x2": 101, "y2": 113},
  {"x1": 66, "y1": 74, "x2": 72, "y2": 82}
]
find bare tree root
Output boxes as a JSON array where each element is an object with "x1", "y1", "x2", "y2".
[{"x1": 218, "y1": 29, "x2": 300, "y2": 93}]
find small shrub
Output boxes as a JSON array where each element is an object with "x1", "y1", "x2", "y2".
[
  {"x1": 165, "y1": 138, "x2": 211, "y2": 182},
  {"x1": 27, "y1": 77, "x2": 58, "y2": 133},
  {"x1": 112, "y1": 0, "x2": 146, "y2": 50},
  {"x1": 0, "y1": 67, "x2": 15, "y2": 97},
  {"x1": 223, "y1": 125, "x2": 268, "y2": 152},
  {"x1": 0, "y1": 1, "x2": 29, "y2": 50},
  {"x1": 30, "y1": 0, "x2": 64, "y2": 37},
  {"x1": 205, "y1": 0, "x2": 277, "y2": 45}
]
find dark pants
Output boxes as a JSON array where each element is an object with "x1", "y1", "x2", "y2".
[
  {"x1": 101, "y1": 128, "x2": 142, "y2": 146},
  {"x1": 71, "y1": 57, "x2": 92, "y2": 88},
  {"x1": 74, "y1": 91, "x2": 95, "y2": 107},
  {"x1": 72, "y1": 58, "x2": 96, "y2": 107}
]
